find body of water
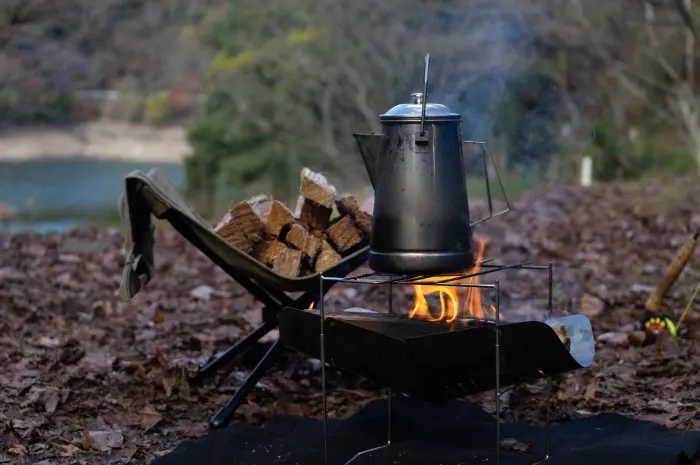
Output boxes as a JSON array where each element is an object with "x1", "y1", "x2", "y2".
[{"x1": 0, "y1": 158, "x2": 184, "y2": 233}]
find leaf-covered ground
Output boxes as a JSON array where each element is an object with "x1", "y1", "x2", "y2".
[{"x1": 1, "y1": 178, "x2": 699, "y2": 464}]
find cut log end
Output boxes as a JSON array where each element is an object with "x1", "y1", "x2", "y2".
[
  {"x1": 285, "y1": 223, "x2": 322, "y2": 259},
  {"x1": 295, "y1": 195, "x2": 332, "y2": 231},
  {"x1": 336, "y1": 193, "x2": 372, "y2": 235},
  {"x1": 253, "y1": 240, "x2": 287, "y2": 266},
  {"x1": 300, "y1": 168, "x2": 336, "y2": 208},
  {"x1": 216, "y1": 195, "x2": 270, "y2": 245},
  {"x1": 272, "y1": 247, "x2": 303, "y2": 277},
  {"x1": 265, "y1": 200, "x2": 295, "y2": 237},
  {"x1": 315, "y1": 240, "x2": 341, "y2": 273},
  {"x1": 218, "y1": 229, "x2": 257, "y2": 254},
  {"x1": 327, "y1": 215, "x2": 362, "y2": 253}
]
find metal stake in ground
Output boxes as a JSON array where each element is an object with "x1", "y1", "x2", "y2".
[{"x1": 645, "y1": 227, "x2": 700, "y2": 313}]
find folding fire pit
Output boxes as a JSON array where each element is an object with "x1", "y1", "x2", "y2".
[
  {"x1": 278, "y1": 262, "x2": 595, "y2": 465},
  {"x1": 275, "y1": 54, "x2": 594, "y2": 464}
]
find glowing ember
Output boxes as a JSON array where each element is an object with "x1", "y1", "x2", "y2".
[{"x1": 409, "y1": 238, "x2": 496, "y2": 324}]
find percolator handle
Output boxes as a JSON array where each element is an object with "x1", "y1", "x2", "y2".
[
  {"x1": 419, "y1": 53, "x2": 430, "y2": 137},
  {"x1": 463, "y1": 141, "x2": 513, "y2": 227}
]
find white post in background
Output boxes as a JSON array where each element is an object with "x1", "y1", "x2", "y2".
[{"x1": 580, "y1": 156, "x2": 593, "y2": 187}]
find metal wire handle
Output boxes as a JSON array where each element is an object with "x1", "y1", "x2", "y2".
[
  {"x1": 419, "y1": 53, "x2": 430, "y2": 136},
  {"x1": 463, "y1": 141, "x2": 513, "y2": 227}
]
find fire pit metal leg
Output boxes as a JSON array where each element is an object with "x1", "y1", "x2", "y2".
[
  {"x1": 320, "y1": 275, "x2": 329, "y2": 465},
  {"x1": 531, "y1": 262, "x2": 555, "y2": 464},
  {"x1": 343, "y1": 389, "x2": 392, "y2": 465},
  {"x1": 495, "y1": 280, "x2": 502, "y2": 465},
  {"x1": 319, "y1": 273, "x2": 393, "y2": 465},
  {"x1": 530, "y1": 262, "x2": 555, "y2": 464},
  {"x1": 545, "y1": 377, "x2": 552, "y2": 458},
  {"x1": 343, "y1": 281, "x2": 394, "y2": 465},
  {"x1": 545, "y1": 261, "x2": 554, "y2": 459},
  {"x1": 529, "y1": 374, "x2": 552, "y2": 465}
]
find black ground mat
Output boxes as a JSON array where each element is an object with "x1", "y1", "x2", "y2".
[{"x1": 153, "y1": 396, "x2": 700, "y2": 465}]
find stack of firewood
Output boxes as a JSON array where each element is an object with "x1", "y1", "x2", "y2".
[{"x1": 214, "y1": 168, "x2": 372, "y2": 277}]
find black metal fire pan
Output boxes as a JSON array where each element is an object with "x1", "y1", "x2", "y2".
[{"x1": 278, "y1": 307, "x2": 593, "y2": 400}]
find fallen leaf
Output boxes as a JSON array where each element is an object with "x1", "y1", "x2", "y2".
[
  {"x1": 666, "y1": 411, "x2": 697, "y2": 428},
  {"x1": 628, "y1": 331, "x2": 647, "y2": 346},
  {"x1": 115, "y1": 445, "x2": 138, "y2": 462},
  {"x1": 190, "y1": 285, "x2": 214, "y2": 300},
  {"x1": 162, "y1": 376, "x2": 176, "y2": 398},
  {"x1": 60, "y1": 339, "x2": 85, "y2": 365},
  {"x1": 32, "y1": 336, "x2": 62, "y2": 348},
  {"x1": 181, "y1": 424, "x2": 209, "y2": 438},
  {"x1": 139, "y1": 405, "x2": 163, "y2": 430},
  {"x1": 584, "y1": 378, "x2": 599, "y2": 400},
  {"x1": 597, "y1": 332, "x2": 628, "y2": 346},
  {"x1": 571, "y1": 410, "x2": 594, "y2": 418},
  {"x1": 60, "y1": 444, "x2": 81, "y2": 455},
  {"x1": 81, "y1": 431, "x2": 98, "y2": 451},
  {"x1": 8, "y1": 444, "x2": 27, "y2": 457},
  {"x1": 579, "y1": 293, "x2": 605, "y2": 317},
  {"x1": 92, "y1": 300, "x2": 113, "y2": 317},
  {"x1": 80, "y1": 350, "x2": 116, "y2": 371},
  {"x1": 630, "y1": 283, "x2": 655, "y2": 294},
  {"x1": 500, "y1": 438, "x2": 531, "y2": 453},
  {"x1": 648, "y1": 398, "x2": 679, "y2": 414},
  {"x1": 23, "y1": 386, "x2": 61, "y2": 413},
  {"x1": 58, "y1": 254, "x2": 82, "y2": 263},
  {"x1": 82, "y1": 429, "x2": 124, "y2": 452}
]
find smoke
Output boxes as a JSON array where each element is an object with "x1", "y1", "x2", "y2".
[{"x1": 423, "y1": 1, "x2": 583, "y2": 180}]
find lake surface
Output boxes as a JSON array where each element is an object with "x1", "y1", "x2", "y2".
[{"x1": 0, "y1": 158, "x2": 184, "y2": 233}]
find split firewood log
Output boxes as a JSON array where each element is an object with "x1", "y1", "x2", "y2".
[
  {"x1": 335, "y1": 193, "x2": 372, "y2": 235},
  {"x1": 315, "y1": 240, "x2": 342, "y2": 273},
  {"x1": 215, "y1": 194, "x2": 271, "y2": 253},
  {"x1": 327, "y1": 215, "x2": 362, "y2": 254},
  {"x1": 214, "y1": 222, "x2": 253, "y2": 253},
  {"x1": 265, "y1": 200, "x2": 295, "y2": 238},
  {"x1": 294, "y1": 195, "x2": 332, "y2": 231},
  {"x1": 252, "y1": 240, "x2": 288, "y2": 266},
  {"x1": 285, "y1": 222, "x2": 322, "y2": 259},
  {"x1": 272, "y1": 246, "x2": 303, "y2": 277},
  {"x1": 213, "y1": 167, "x2": 373, "y2": 276},
  {"x1": 300, "y1": 168, "x2": 336, "y2": 208}
]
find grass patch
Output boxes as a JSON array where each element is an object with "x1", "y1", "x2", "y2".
[{"x1": 467, "y1": 173, "x2": 542, "y2": 203}]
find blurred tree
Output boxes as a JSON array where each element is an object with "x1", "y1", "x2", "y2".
[
  {"x1": 0, "y1": 0, "x2": 214, "y2": 123},
  {"x1": 185, "y1": 0, "x2": 574, "y2": 206},
  {"x1": 549, "y1": 0, "x2": 700, "y2": 174},
  {"x1": 142, "y1": 90, "x2": 173, "y2": 124}
]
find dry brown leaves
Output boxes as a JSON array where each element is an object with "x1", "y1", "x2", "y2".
[{"x1": 1, "y1": 178, "x2": 699, "y2": 463}]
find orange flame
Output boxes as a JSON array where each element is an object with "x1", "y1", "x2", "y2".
[
  {"x1": 308, "y1": 301, "x2": 315, "y2": 310},
  {"x1": 409, "y1": 239, "x2": 496, "y2": 324}
]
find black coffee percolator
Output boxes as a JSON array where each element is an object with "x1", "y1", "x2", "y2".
[{"x1": 354, "y1": 53, "x2": 511, "y2": 275}]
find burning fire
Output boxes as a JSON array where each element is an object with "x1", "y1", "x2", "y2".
[
  {"x1": 308, "y1": 301, "x2": 315, "y2": 310},
  {"x1": 409, "y1": 238, "x2": 496, "y2": 324}
]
